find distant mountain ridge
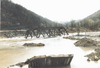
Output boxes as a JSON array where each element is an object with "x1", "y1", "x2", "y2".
[{"x1": 1, "y1": 0, "x2": 62, "y2": 30}]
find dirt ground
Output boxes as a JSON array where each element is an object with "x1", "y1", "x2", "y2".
[
  {"x1": 84, "y1": 48, "x2": 100, "y2": 61},
  {"x1": 23, "y1": 43, "x2": 45, "y2": 46},
  {"x1": 74, "y1": 38, "x2": 99, "y2": 47},
  {"x1": 74, "y1": 38, "x2": 100, "y2": 61}
]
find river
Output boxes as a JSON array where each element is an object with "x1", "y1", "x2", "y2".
[{"x1": 0, "y1": 32, "x2": 100, "y2": 68}]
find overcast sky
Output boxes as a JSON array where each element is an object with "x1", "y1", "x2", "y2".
[{"x1": 12, "y1": 0, "x2": 100, "y2": 22}]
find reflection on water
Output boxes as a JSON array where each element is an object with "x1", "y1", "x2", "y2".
[
  {"x1": 80, "y1": 47, "x2": 94, "y2": 52},
  {"x1": 30, "y1": 65, "x2": 71, "y2": 68},
  {"x1": 0, "y1": 32, "x2": 100, "y2": 68},
  {"x1": 71, "y1": 31, "x2": 100, "y2": 41},
  {"x1": 13, "y1": 65, "x2": 71, "y2": 68}
]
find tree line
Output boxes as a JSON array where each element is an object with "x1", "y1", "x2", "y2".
[{"x1": 64, "y1": 10, "x2": 100, "y2": 31}]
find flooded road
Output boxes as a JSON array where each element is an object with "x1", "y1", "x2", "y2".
[{"x1": 0, "y1": 32, "x2": 100, "y2": 68}]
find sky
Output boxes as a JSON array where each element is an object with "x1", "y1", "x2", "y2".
[{"x1": 12, "y1": 0, "x2": 100, "y2": 22}]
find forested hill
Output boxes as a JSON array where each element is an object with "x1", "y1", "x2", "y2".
[
  {"x1": 86, "y1": 10, "x2": 100, "y2": 21},
  {"x1": 1, "y1": 0, "x2": 61, "y2": 30},
  {"x1": 77, "y1": 9, "x2": 100, "y2": 30}
]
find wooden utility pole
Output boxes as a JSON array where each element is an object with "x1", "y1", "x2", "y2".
[{"x1": 85, "y1": 28, "x2": 86, "y2": 38}]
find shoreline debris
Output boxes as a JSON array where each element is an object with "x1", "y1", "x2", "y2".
[{"x1": 23, "y1": 43, "x2": 45, "y2": 47}]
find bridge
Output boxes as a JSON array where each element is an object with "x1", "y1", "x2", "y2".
[
  {"x1": 25, "y1": 27, "x2": 69, "y2": 39},
  {"x1": 1, "y1": 27, "x2": 69, "y2": 38}
]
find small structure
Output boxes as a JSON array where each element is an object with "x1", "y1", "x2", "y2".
[
  {"x1": 11, "y1": 54, "x2": 74, "y2": 68},
  {"x1": 24, "y1": 54, "x2": 74, "y2": 68}
]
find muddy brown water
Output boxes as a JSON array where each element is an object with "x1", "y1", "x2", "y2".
[{"x1": 0, "y1": 32, "x2": 100, "y2": 68}]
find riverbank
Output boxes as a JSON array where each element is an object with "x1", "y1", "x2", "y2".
[
  {"x1": 74, "y1": 38, "x2": 100, "y2": 61},
  {"x1": 63, "y1": 32, "x2": 100, "y2": 62},
  {"x1": 0, "y1": 32, "x2": 100, "y2": 68}
]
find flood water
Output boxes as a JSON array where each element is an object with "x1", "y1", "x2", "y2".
[{"x1": 0, "y1": 32, "x2": 100, "y2": 68}]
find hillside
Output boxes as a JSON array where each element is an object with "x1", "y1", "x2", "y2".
[
  {"x1": 64, "y1": 9, "x2": 100, "y2": 32},
  {"x1": 1, "y1": 0, "x2": 61, "y2": 30},
  {"x1": 86, "y1": 10, "x2": 100, "y2": 21},
  {"x1": 77, "y1": 9, "x2": 100, "y2": 30}
]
